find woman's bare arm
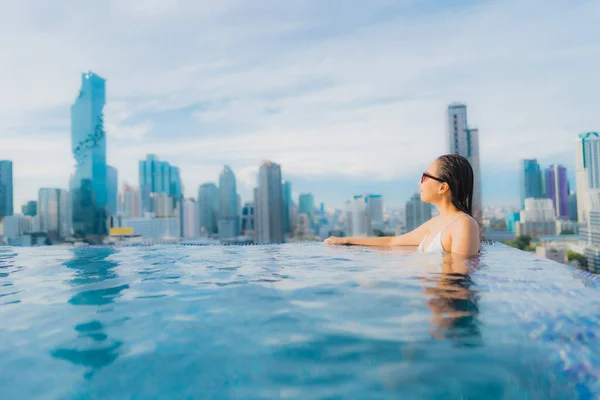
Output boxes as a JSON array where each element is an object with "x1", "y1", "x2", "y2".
[{"x1": 324, "y1": 218, "x2": 435, "y2": 246}]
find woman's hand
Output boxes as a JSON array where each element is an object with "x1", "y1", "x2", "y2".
[{"x1": 324, "y1": 236, "x2": 348, "y2": 245}]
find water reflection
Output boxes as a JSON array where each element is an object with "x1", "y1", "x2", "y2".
[
  {"x1": 52, "y1": 247, "x2": 127, "y2": 377},
  {"x1": 0, "y1": 248, "x2": 20, "y2": 306},
  {"x1": 423, "y1": 254, "x2": 482, "y2": 346}
]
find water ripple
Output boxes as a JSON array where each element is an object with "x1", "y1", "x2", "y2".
[{"x1": 0, "y1": 243, "x2": 597, "y2": 399}]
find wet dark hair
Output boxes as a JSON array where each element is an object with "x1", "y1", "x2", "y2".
[{"x1": 436, "y1": 154, "x2": 474, "y2": 216}]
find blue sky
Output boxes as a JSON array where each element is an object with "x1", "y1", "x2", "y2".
[{"x1": 0, "y1": 0, "x2": 598, "y2": 211}]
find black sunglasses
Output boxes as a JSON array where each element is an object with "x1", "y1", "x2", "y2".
[{"x1": 420, "y1": 172, "x2": 445, "y2": 184}]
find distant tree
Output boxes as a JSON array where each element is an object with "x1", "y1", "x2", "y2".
[
  {"x1": 566, "y1": 249, "x2": 587, "y2": 268},
  {"x1": 560, "y1": 230, "x2": 574, "y2": 235},
  {"x1": 504, "y1": 235, "x2": 533, "y2": 251}
]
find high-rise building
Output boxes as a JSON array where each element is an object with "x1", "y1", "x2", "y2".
[
  {"x1": 544, "y1": 164, "x2": 569, "y2": 219},
  {"x1": 58, "y1": 190, "x2": 72, "y2": 239},
  {"x1": 520, "y1": 198, "x2": 556, "y2": 222},
  {"x1": 568, "y1": 191, "x2": 578, "y2": 222},
  {"x1": 118, "y1": 184, "x2": 142, "y2": 218},
  {"x1": 405, "y1": 193, "x2": 432, "y2": 232},
  {"x1": 38, "y1": 189, "x2": 72, "y2": 241},
  {"x1": 281, "y1": 181, "x2": 293, "y2": 234},
  {"x1": 447, "y1": 104, "x2": 482, "y2": 221},
  {"x1": 254, "y1": 161, "x2": 284, "y2": 244},
  {"x1": 298, "y1": 193, "x2": 314, "y2": 228},
  {"x1": 198, "y1": 183, "x2": 219, "y2": 236},
  {"x1": 347, "y1": 195, "x2": 370, "y2": 236},
  {"x1": 516, "y1": 198, "x2": 557, "y2": 237},
  {"x1": 21, "y1": 201, "x2": 37, "y2": 217},
  {"x1": 2, "y1": 215, "x2": 34, "y2": 241},
  {"x1": 150, "y1": 192, "x2": 174, "y2": 217},
  {"x1": 0, "y1": 161, "x2": 13, "y2": 218},
  {"x1": 241, "y1": 202, "x2": 255, "y2": 236},
  {"x1": 218, "y1": 166, "x2": 239, "y2": 239},
  {"x1": 139, "y1": 154, "x2": 182, "y2": 212},
  {"x1": 366, "y1": 194, "x2": 384, "y2": 233},
  {"x1": 107, "y1": 165, "x2": 118, "y2": 217},
  {"x1": 575, "y1": 132, "x2": 600, "y2": 223},
  {"x1": 70, "y1": 72, "x2": 108, "y2": 240},
  {"x1": 521, "y1": 159, "x2": 544, "y2": 207},
  {"x1": 38, "y1": 189, "x2": 59, "y2": 240},
  {"x1": 182, "y1": 198, "x2": 199, "y2": 238}
]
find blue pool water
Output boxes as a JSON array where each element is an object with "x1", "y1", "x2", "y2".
[{"x1": 0, "y1": 243, "x2": 599, "y2": 399}]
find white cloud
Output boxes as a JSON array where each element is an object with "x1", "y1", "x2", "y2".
[{"x1": 0, "y1": 0, "x2": 599, "y2": 209}]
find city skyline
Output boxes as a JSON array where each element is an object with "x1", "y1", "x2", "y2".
[{"x1": 1, "y1": 1, "x2": 597, "y2": 210}]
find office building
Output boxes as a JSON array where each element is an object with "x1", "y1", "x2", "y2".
[
  {"x1": 198, "y1": 183, "x2": 219, "y2": 236},
  {"x1": 447, "y1": 104, "x2": 482, "y2": 221},
  {"x1": 254, "y1": 161, "x2": 284, "y2": 243},
  {"x1": 218, "y1": 166, "x2": 239, "y2": 239},
  {"x1": 405, "y1": 193, "x2": 432, "y2": 232},
  {"x1": 70, "y1": 72, "x2": 108, "y2": 240},
  {"x1": 521, "y1": 159, "x2": 544, "y2": 207}
]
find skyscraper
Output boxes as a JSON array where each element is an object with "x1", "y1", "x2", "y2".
[
  {"x1": 241, "y1": 202, "x2": 255, "y2": 236},
  {"x1": 58, "y1": 190, "x2": 72, "y2": 239},
  {"x1": 38, "y1": 188, "x2": 71, "y2": 241},
  {"x1": 405, "y1": 193, "x2": 432, "y2": 232},
  {"x1": 218, "y1": 166, "x2": 239, "y2": 239},
  {"x1": 521, "y1": 159, "x2": 544, "y2": 207},
  {"x1": 0, "y1": 161, "x2": 14, "y2": 218},
  {"x1": 198, "y1": 183, "x2": 219, "y2": 236},
  {"x1": 281, "y1": 181, "x2": 293, "y2": 234},
  {"x1": 71, "y1": 72, "x2": 108, "y2": 240},
  {"x1": 254, "y1": 161, "x2": 284, "y2": 244},
  {"x1": 447, "y1": 104, "x2": 482, "y2": 221},
  {"x1": 347, "y1": 195, "x2": 370, "y2": 237},
  {"x1": 182, "y1": 198, "x2": 199, "y2": 238},
  {"x1": 575, "y1": 132, "x2": 600, "y2": 223},
  {"x1": 139, "y1": 154, "x2": 182, "y2": 212},
  {"x1": 118, "y1": 184, "x2": 142, "y2": 218},
  {"x1": 298, "y1": 193, "x2": 315, "y2": 221},
  {"x1": 568, "y1": 191, "x2": 578, "y2": 222},
  {"x1": 545, "y1": 164, "x2": 569, "y2": 219},
  {"x1": 106, "y1": 165, "x2": 118, "y2": 217},
  {"x1": 366, "y1": 194, "x2": 384, "y2": 233}
]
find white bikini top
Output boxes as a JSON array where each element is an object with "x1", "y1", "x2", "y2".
[{"x1": 417, "y1": 213, "x2": 465, "y2": 254}]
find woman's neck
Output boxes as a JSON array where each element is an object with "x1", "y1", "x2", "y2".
[{"x1": 433, "y1": 200, "x2": 461, "y2": 217}]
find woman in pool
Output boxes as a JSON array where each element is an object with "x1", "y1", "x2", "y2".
[{"x1": 324, "y1": 154, "x2": 480, "y2": 256}]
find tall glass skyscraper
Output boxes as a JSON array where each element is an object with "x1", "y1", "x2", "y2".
[
  {"x1": 0, "y1": 161, "x2": 13, "y2": 218},
  {"x1": 545, "y1": 164, "x2": 569, "y2": 219},
  {"x1": 70, "y1": 72, "x2": 108, "y2": 240},
  {"x1": 218, "y1": 166, "x2": 239, "y2": 239},
  {"x1": 139, "y1": 154, "x2": 182, "y2": 212},
  {"x1": 447, "y1": 104, "x2": 482, "y2": 221},
  {"x1": 254, "y1": 161, "x2": 284, "y2": 244},
  {"x1": 521, "y1": 159, "x2": 544, "y2": 208},
  {"x1": 198, "y1": 183, "x2": 219, "y2": 236}
]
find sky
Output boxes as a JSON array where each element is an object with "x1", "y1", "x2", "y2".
[{"x1": 1, "y1": 0, "x2": 599, "y2": 211}]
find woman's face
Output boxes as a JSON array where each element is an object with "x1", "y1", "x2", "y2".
[{"x1": 419, "y1": 160, "x2": 444, "y2": 203}]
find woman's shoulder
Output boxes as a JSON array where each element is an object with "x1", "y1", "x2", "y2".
[{"x1": 452, "y1": 213, "x2": 480, "y2": 232}]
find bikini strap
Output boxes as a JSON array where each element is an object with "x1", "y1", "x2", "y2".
[{"x1": 438, "y1": 213, "x2": 466, "y2": 234}]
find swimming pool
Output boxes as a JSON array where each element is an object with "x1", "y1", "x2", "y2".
[{"x1": 0, "y1": 243, "x2": 598, "y2": 399}]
